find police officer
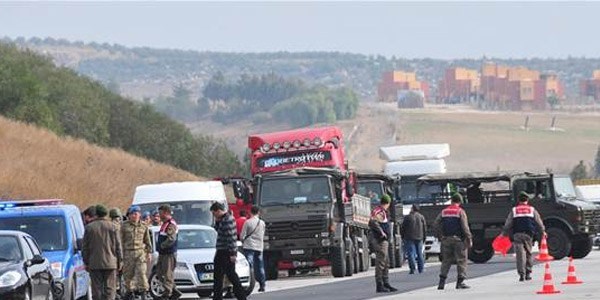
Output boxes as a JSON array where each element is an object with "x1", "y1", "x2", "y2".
[
  {"x1": 156, "y1": 204, "x2": 182, "y2": 300},
  {"x1": 502, "y1": 191, "x2": 546, "y2": 281},
  {"x1": 369, "y1": 194, "x2": 397, "y2": 293},
  {"x1": 434, "y1": 192, "x2": 472, "y2": 290},
  {"x1": 121, "y1": 205, "x2": 153, "y2": 300}
]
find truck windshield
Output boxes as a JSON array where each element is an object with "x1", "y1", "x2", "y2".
[
  {"x1": 553, "y1": 177, "x2": 577, "y2": 199},
  {"x1": 357, "y1": 181, "x2": 384, "y2": 206},
  {"x1": 0, "y1": 216, "x2": 67, "y2": 251},
  {"x1": 138, "y1": 201, "x2": 213, "y2": 225},
  {"x1": 405, "y1": 180, "x2": 444, "y2": 204},
  {"x1": 260, "y1": 177, "x2": 332, "y2": 206}
]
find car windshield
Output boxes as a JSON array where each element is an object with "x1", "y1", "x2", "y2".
[
  {"x1": 259, "y1": 176, "x2": 332, "y2": 206},
  {"x1": 0, "y1": 236, "x2": 22, "y2": 261},
  {"x1": 357, "y1": 181, "x2": 384, "y2": 206},
  {"x1": 0, "y1": 217, "x2": 67, "y2": 251},
  {"x1": 177, "y1": 229, "x2": 217, "y2": 249},
  {"x1": 138, "y1": 201, "x2": 214, "y2": 225},
  {"x1": 553, "y1": 177, "x2": 577, "y2": 199}
]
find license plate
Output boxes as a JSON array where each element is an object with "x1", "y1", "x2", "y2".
[
  {"x1": 198, "y1": 272, "x2": 214, "y2": 281},
  {"x1": 290, "y1": 249, "x2": 304, "y2": 255}
]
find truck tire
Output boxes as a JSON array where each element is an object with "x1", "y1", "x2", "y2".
[
  {"x1": 394, "y1": 239, "x2": 403, "y2": 268},
  {"x1": 547, "y1": 227, "x2": 571, "y2": 260},
  {"x1": 351, "y1": 237, "x2": 359, "y2": 274},
  {"x1": 387, "y1": 236, "x2": 396, "y2": 269},
  {"x1": 570, "y1": 237, "x2": 593, "y2": 259},
  {"x1": 468, "y1": 240, "x2": 494, "y2": 264},
  {"x1": 265, "y1": 257, "x2": 278, "y2": 280},
  {"x1": 360, "y1": 231, "x2": 370, "y2": 272},
  {"x1": 345, "y1": 239, "x2": 355, "y2": 276},
  {"x1": 331, "y1": 243, "x2": 346, "y2": 278}
]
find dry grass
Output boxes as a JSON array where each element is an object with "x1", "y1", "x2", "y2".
[{"x1": 0, "y1": 116, "x2": 200, "y2": 210}]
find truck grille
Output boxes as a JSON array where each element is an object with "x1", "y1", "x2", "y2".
[
  {"x1": 583, "y1": 210, "x2": 600, "y2": 229},
  {"x1": 266, "y1": 218, "x2": 327, "y2": 239}
]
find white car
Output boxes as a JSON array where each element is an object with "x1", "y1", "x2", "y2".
[{"x1": 147, "y1": 225, "x2": 254, "y2": 299}]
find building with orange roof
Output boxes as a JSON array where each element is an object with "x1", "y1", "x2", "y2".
[
  {"x1": 438, "y1": 67, "x2": 480, "y2": 103},
  {"x1": 580, "y1": 70, "x2": 600, "y2": 101},
  {"x1": 377, "y1": 71, "x2": 429, "y2": 103}
]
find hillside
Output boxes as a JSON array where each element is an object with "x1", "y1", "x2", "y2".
[{"x1": 0, "y1": 116, "x2": 200, "y2": 210}]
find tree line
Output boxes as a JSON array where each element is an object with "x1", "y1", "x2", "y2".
[{"x1": 0, "y1": 42, "x2": 243, "y2": 177}]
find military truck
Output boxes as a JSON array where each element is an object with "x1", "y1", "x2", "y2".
[
  {"x1": 356, "y1": 173, "x2": 404, "y2": 268},
  {"x1": 416, "y1": 171, "x2": 600, "y2": 263}
]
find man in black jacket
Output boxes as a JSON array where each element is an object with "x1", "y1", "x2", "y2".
[
  {"x1": 401, "y1": 204, "x2": 427, "y2": 274},
  {"x1": 210, "y1": 202, "x2": 247, "y2": 300}
]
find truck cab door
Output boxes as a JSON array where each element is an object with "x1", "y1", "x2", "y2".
[{"x1": 512, "y1": 177, "x2": 558, "y2": 218}]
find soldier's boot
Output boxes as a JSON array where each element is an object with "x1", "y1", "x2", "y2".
[
  {"x1": 376, "y1": 280, "x2": 391, "y2": 293},
  {"x1": 437, "y1": 276, "x2": 446, "y2": 290},
  {"x1": 456, "y1": 277, "x2": 470, "y2": 289},
  {"x1": 382, "y1": 278, "x2": 398, "y2": 292},
  {"x1": 519, "y1": 274, "x2": 525, "y2": 282},
  {"x1": 525, "y1": 272, "x2": 532, "y2": 281}
]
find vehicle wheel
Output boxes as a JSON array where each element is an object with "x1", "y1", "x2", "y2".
[
  {"x1": 362, "y1": 231, "x2": 370, "y2": 272},
  {"x1": 547, "y1": 227, "x2": 571, "y2": 260},
  {"x1": 570, "y1": 237, "x2": 593, "y2": 259},
  {"x1": 149, "y1": 271, "x2": 165, "y2": 299},
  {"x1": 244, "y1": 267, "x2": 256, "y2": 296},
  {"x1": 394, "y1": 239, "x2": 404, "y2": 268},
  {"x1": 345, "y1": 239, "x2": 355, "y2": 276},
  {"x1": 265, "y1": 256, "x2": 278, "y2": 281},
  {"x1": 331, "y1": 242, "x2": 346, "y2": 278},
  {"x1": 469, "y1": 239, "x2": 494, "y2": 264},
  {"x1": 352, "y1": 237, "x2": 359, "y2": 274},
  {"x1": 387, "y1": 235, "x2": 396, "y2": 269}
]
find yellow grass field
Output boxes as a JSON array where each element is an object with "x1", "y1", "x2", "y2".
[{"x1": 0, "y1": 116, "x2": 200, "y2": 210}]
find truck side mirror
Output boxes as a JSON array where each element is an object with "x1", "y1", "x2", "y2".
[{"x1": 345, "y1": 179, "x2": 354, "y2": 197}]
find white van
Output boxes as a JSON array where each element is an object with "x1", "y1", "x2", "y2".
[{"x1": 132, "y1": 181, "x2": 228, "y2": 226}]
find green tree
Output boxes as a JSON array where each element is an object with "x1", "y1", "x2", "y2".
[{"x1": 570, "y1": 160, "x2": 588, "y2": 181}]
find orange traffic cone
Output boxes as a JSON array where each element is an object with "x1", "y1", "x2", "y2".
[
  {"x1": 537, "y1": 262, "x2": 561, "y2": 294},
  {"x1": 535, "y1": 235, "x2": 554, "y2": 262},
  {"x1": 562, "y1": 257, "x2": 583, "y2": 284}
]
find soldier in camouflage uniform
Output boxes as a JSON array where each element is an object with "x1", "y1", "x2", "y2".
[{"x1": 121, "y1": 205, "x2": 153, "y2": 300}]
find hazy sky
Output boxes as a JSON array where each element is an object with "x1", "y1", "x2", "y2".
[{"x1": 0, "y1": 1, "x2": 598, "y2": 59}]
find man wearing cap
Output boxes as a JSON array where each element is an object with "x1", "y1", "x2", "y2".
[
  {"x1": 142, "y1": 211, "x2": 152, "y2": 226},
  {"x1": 502, "y1": 191, "x2": 546, "y2": 281},
  {"x1": 210, "y1": 202, "x2": 247, "y2": 300},
  {"x1": 152, "y1": 210, "x2": 162, "y2": 226},
  {"x1": 401, "y1": 204, "x2": 427, "y2": 274},
  {"x1": 121, "y1": 205, "x2": 153, "y2": 300},
  {"x1": 83, "y1": 204, "x2": 123, "y2": 300},
  {"x1": 369, "y1": 194, "x2": 397, "y2": 293},
  {"x1": 156, "y1": 204, "x2": 182, "y2": 300},
  {"x1": 433, "y1": 192, "x2": 472, "y2": 290}
]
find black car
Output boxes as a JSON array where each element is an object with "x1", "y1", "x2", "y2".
[{"x1": 0, "y1": 230, "x2": 54, "y2": 300}]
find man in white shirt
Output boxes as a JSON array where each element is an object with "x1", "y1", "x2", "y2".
[{"x1": 240, "y1": 206, "x2": 266, "y2": 292}]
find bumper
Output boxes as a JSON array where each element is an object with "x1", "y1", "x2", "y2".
[
  {"x1": 0, "y1": 283, "x2": 28, "y2": 300},
  {"x1": 594, "y1": 234, "x2": 600, "y2": 247},
  {"x1": 424, "y1": 236, "x2": 441, "y2": 255},
  {"x1": 174, "y1": 263, "x2": 251, "y2": 293}
]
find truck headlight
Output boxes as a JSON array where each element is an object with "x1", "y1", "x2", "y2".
[
  {"x1": 321, "y1": 239, "x2": 331, "y2": 247},
  {"x1": 50, "y1": 262, "x2": 63, "y2": 279},
  {"x1": 0, "y1": 271, "x2": 22, "y2": 288}
]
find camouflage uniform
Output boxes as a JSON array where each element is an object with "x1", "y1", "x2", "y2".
[{"x1": 121, "y1": 219, "x2": 152, "y2": 294}]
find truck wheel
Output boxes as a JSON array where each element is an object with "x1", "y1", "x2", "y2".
[
  {"x1": 394, "y1": 240, "x2": 404, "y2": 268},
  {"x1": 468, "y1": 240, "x2": 494, "y2": 264},
  {"x1": 387, "y1": 236, "x2": 396, "y2": 269},
  {"x1": 352, "y1": 237, "x2": 359, "y2": 274},
  {"x1": 331, "y1": 243, "x2": 346, "y2": 278},
  {"x1": 345, "y1": 239, "x2": 355, "y2": 276},
  {"x1": 570, "y1": 237, "x2": 593, "y2": 259},
  {"x1": 547, "y1": 227, "x2": 571, "y2": 260},
  {"x1": 360, "y1": 231, "x2": 370, "y2": 272},
  {"x1": 265, "y1": 257, "x2": 278, "y2": 280}
]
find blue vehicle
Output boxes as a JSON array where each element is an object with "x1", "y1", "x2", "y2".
[{"x1": 0, "y1": 199, "x2": 91, "y2": 300}]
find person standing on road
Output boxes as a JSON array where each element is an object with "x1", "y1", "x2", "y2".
[
  {"x1": 433, "y1": 193, "x2": 472, "y2": 290},
  {"x1": 401, "y1": 204, "x2": 427, "y2": 274},
  {"x1": 369, "y1": 194, "x2": 398, "y2": 293},
  {"x1": 210, "y1": 202, "x2": 247, "y2": 300},
  {"x1": 240, "y1": 206, "x2": 266, "y2": 292},
  {"x1": 121, "y1": 205, "x2": 153, "y2": 300},
  {"x1": 156, "y1": 204, "x2": 182, "y2": 300},
  {"x1": 152, "y1": 210, "x2": 162, "y2": 226},
  {"x1": 83, "y1": 204, "x2": 123, "y2": 300},
  {"x1": 501, "y1": 191, "x2": 546, "y2": 282}
]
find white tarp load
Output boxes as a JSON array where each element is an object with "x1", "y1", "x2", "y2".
[
  {"x1": 576, "y1": 185, "x2": 600, "y2": 204},
  {"x1": 379, "y1": 143, "x2": 450, "y2": 162},
  {"x1": 384, "y1": 159, "x2": 447, "y2": 176}
]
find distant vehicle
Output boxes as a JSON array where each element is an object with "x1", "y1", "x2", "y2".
[
  {"x1": 0, "y1": 199, "x2": 91, "y2": 300},
  {"x1": 132, "y1": 181, "x2": 228, "y2": 225},
  {"x1": 417, "y1": 172, "x2": 600, "y2": 263},
  {"x1": 146, "y1": 225, "x2": 254, "y2": 299},
  {"x1": 0, "y1": 230, "x2": 54, "y2": 300},
  {"x1": 380, "y1": 144, "x2": 451, "y2": 260}
]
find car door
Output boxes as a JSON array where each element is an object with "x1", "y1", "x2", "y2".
[
  {"x1": 23, "y1": 236, "x2": 49, "y2": 300},
  {"x1": 70, "y1": 214, "x2": 87, "y2": 298}
]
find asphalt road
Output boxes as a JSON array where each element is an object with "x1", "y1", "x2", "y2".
[{"x1": 249, "y1": 256, "x2": 518, "y2": 300}]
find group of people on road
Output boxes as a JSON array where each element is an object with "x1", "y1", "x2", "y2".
[{"x1": 369, "y1": 189, "x2": 546, "y2": 293}]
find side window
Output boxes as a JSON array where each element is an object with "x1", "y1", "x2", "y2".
[
  {"x1": 69, "y1": 216, "x2": 78, "y2": 245},
  {"x1": 71, "y1": 214, "x2": 84, "y2": 238},
  {"x1": 22, "y1": 237, "x2": 36, "y2": 259},
  {"x1": 513, "y1": 179, "x2": 552, "y2": 202}
]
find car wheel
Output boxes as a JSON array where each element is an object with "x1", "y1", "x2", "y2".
[
  {"x1": 149, "y1": 271, "x2": 165, "y2": 299},
  {"x1": 245, "y1": 268, "x2": 256, "y2": 296}
]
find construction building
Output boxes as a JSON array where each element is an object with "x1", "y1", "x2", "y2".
[
  {"x1": 438, "y1": 67, "x2": 480, "y2": 103},
  {"x1": 579, "y1": 70, "x2": 600, "y2": 101},
  {"x1": 480, "y1": 63, "x2": 563, "y2": 110},
  {"x1": 377, "y1": 71, "x2": 429, "y2": 107}
]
